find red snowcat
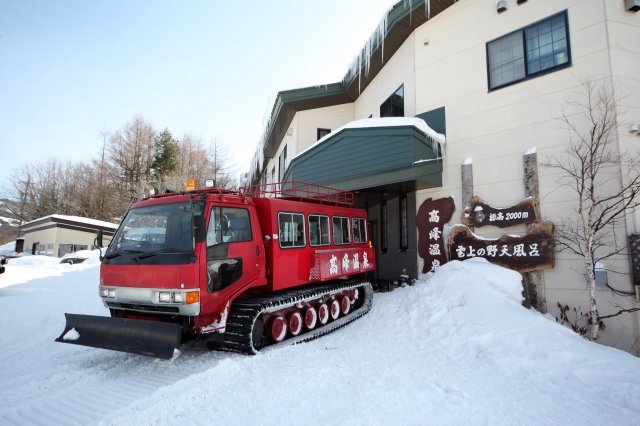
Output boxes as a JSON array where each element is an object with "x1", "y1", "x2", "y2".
[{"x1": 56, "y1": 182, "x2": 375, "y2": 359}]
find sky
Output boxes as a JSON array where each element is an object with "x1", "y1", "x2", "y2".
[{"x1": 0, "y1": 0, "x2": 397, "y2": 187}]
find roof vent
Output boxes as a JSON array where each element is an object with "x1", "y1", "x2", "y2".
[
  {"x1": 625, "y1": 0, "x2": 640, "y2": 11},
  {"x1": 497, "y1": 0, "x2": 507, "y2": 13}
]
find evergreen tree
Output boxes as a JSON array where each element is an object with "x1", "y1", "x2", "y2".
[{"x1": 152, "y1": 128, "x2": 180, "y2": 180}]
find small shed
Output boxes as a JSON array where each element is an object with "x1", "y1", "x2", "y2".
[{"x1": 19, "y1": 215, "x2": 118, "y2": 257}]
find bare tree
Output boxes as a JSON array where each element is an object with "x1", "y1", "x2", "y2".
[
  {"x1": 0, "y1": 116, "x2": 238, "y2": 230},
  {"x1": 544, "y1": 78, "x2": 640, "y2": 339},
  {"x1": 2, "y1": 159, "x2": 85, "y2": 221},
  {"x1": 209, "y1": 139, "x2": 236, "y2": 189},
  {"x1": 106, "y1": 115, "x2": 156, "y2": 210}
]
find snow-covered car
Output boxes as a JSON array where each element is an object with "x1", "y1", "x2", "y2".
[{"x1": 59, "y1": 256, "x2": 87, "y2": 265}]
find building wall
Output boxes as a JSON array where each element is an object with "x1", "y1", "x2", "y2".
[
  {"x1": 265, "y1": 104, "x2": 355, "y2": 184},
  {"x1": 22, "y1": 226, "x2": 113, "y2": 257},
  {"x1": 407, "y1": 0, "x2": 640, "y2": 353},
  {"x1": 295, "y1": 104, "x2": 354, "y2": 154},
  {"x1": 22, "y1": 228, "x2": 58, "y2": 255},
  {"x1": 353, "y1": 32, "x2": 417, "y2": 119},
  {"x1": 605, "y1": 0, "x2": 640, "y2": 233}
]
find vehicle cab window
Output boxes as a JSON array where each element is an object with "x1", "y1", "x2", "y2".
[{"x1": 207, "y1": 207, "x2": 251, "y2": 246}]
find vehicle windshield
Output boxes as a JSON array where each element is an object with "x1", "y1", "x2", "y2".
[{"x1": 106, "y1": 202, "x2": 201, "y2": 256}]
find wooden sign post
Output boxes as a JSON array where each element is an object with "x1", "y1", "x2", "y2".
[
  {"x1": 448, "y1": 221, "x2": 555, "y2": 273},
  {"x1": 417, "y1": 197, "x2": 455, "y2": 273}
]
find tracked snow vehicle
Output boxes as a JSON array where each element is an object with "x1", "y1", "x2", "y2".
[{"x1": 56, "y1": 182, "x2": 375, "y2": 358}]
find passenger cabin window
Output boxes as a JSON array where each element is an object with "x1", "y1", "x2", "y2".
[
  {"x1": 279, "y1": 212, "x2": 305, "y2": 248},
  {"x1": 309, "y1": 214, "x2": 330, "y2": 246},
  {"x1": 333, "y1": 216, "x2": 350, "y2": 245},
  {"x1": 352, "y1": 218, "x2": 367, "y2": 244},
  {"x1": 207, "y1": 207, "x2": 251, "y2": 246},
  {"x1": 380, "y1": 85, "x2": 404, "y2": 117},
  {"x1": 487, "y1": 11, "x2": 570, "y2": 90}
]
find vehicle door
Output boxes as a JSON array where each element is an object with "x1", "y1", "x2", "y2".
[{"x1": 205, "y1": 205, "x2": 264, "y2": 294}]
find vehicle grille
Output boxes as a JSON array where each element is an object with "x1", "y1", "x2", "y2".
[{"x1": 106, "y1": 302, "x2": 180, "y2": 314}]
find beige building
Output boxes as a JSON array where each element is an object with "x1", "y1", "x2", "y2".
[
  {"x1": 248, "y1": 0, "x2": 640, "y2": 354},
  {"x1": 19, "y1": 215, "x2": 117, "y2": 257}
]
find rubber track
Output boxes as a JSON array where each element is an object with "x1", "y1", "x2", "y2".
[{"x1": 219, "y1": 280, "x2": 373, "y2": 354}]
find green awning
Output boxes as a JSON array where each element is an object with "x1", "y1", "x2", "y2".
[{"x1": 284, "y1": 120, "x2": 443, "y2": 192}]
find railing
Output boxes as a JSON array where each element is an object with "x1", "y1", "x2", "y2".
[{"x1": 240, "y1": 180, "x2": 354, "y2": 206}]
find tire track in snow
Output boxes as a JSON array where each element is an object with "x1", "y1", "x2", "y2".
[{"x1": 0, "y1": 350, "x2": 226, "y2": 425}]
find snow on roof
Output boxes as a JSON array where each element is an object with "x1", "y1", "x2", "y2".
[
  {"x1": 21, "y1": 214, "x2": 118, "y2": 230},
  {"x1": 344, "y1": 117, "x2": 445, "y2": 144},
  {"x1": 0, "y1": 216, "x2": 20, "y2": 227},
  {"x1": 293, "y1": 117, "x2": 446, "y2": 163}
]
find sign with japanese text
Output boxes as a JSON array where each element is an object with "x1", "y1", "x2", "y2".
[
  {"x1": 417, "y1": 197, "x2": 455, "y2": 273},
  {"x1": 462, "y1": 196, "x2": 538, "y2": 228},
  {"x1": 448, "y1": 221, "x2": 555, "y2": 273},
  {"x1": 309, "y1": 247, "x2": 375, "y2": 281}
]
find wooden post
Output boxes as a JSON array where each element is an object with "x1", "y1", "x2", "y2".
[
  {"x1": 523, "y1": 151, "x2": 547, "y2": 312},
  {"x1": 461, "y1": 162, "x2": 473, "y2": 211}
]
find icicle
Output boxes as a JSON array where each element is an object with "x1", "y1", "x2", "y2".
[
  {"x1": 343, "y1": 5, "x2": 392, "y2": 94},
  {"x1": 425, "y1": 0, "x2": 431, "y2": 19},
  {"x1": 378, "y1": 12, "x2": 388, "y2": 64},
  {"x1": 404, "y1": 0, "x2": 413, "y2": 26},
  {"x1": 358, "y1": 50, "x2": 362, "y2": 94}
]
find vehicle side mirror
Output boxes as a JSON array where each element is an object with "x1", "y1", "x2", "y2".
[{"x1": 194, "y1": 215, "x2": 206, "y2": 242}]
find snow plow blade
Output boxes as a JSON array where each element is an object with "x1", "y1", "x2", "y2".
[{"x1": 55, "y1": 313, "x2": 182, "y2": 359}]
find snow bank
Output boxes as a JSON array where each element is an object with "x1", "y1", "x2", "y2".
[
  {"x1": 104, "y1": 258, "x2": 640, "y2": 425},
  {"x1": 1, "y1": 254, "x2": 639, "y2": 425},
  {"x1": 0, "y1": 249, "x2": 101, "y2": 289}
]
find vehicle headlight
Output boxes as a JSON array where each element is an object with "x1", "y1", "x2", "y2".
[
  {"x1": 155, "y1": 290, "x2": 198, "y2": 304},
  {"x1": 100, "y1": 287, "x2": 116, "y2": 298}
]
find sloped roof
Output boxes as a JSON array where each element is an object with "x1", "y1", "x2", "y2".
[
  {"x1": 20, "y1": 214, "x2": 118, "y2": 232},
  {"x1": 252, "y1": 0, "x2": 457, "y2": 179}
]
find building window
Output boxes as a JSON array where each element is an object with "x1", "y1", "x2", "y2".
[
  {"x1": 380, "y1": 85, "x2": 404, "y2": 117},
  {"x1": 317, "y1": 128, "x2": 331, "y2": 140},
  {"x1": 58, "y1": 244, "x2": 89, "y2": 257},
  {"x1": 278, "y1": 212, "x2": 305, "y2": 248},
  {"x1": 332, "y1": 216, "x2": 350, "y2": 245},
  {"x1": 399, "y1": 196, "x2": 408, "y2": 250},
  {"x1": 487, "y1": 11, "x2": 570, "y2": 90},
  {"x1": 278, "y1": 145, "x2": 288, "y2": 181},
  {"x1": 37, "y1": 243, "x2": 54, "y2": 256},
  {"x1": 380, "y1": 202, "x2": 387, "y2": 253},
  {"x1": 352, "y1": 218, "x2": 367, "y2": 244},
  {"x1": 309, "y1": 214, "x2": 330, "y2": 246}
]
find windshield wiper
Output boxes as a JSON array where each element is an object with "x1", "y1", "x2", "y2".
[
  {"x1": 104, "y1": 249, "x2": 144, "y2": 259},
  {"x1": 135, "y1": 248, "x2": 191, "y2": 260}
]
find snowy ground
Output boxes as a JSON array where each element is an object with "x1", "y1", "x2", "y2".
[{"x1": 1, "y1": 250, "x2": 639, "y2": 425}]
